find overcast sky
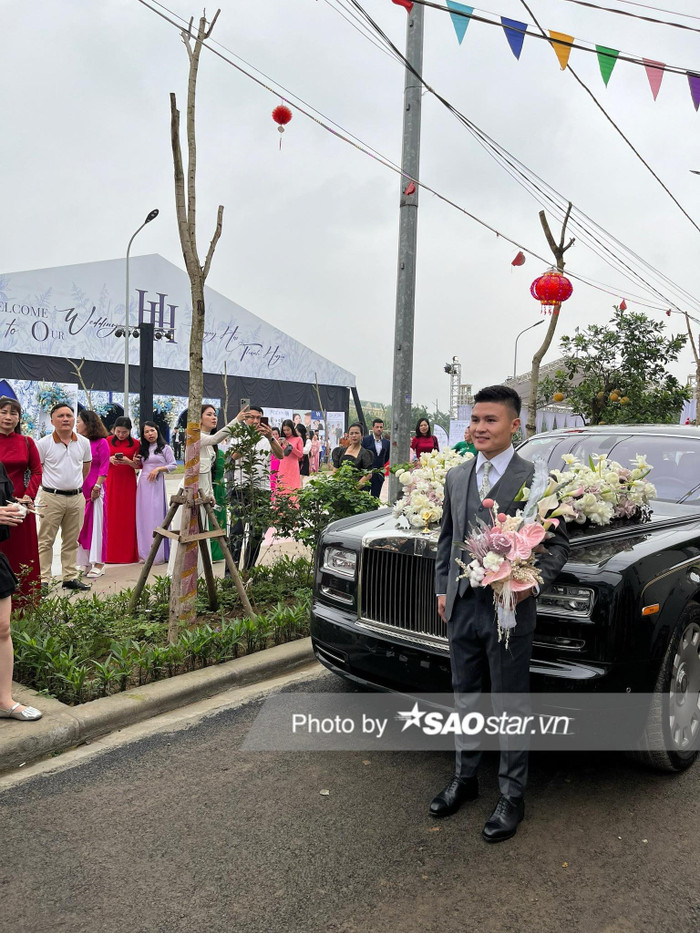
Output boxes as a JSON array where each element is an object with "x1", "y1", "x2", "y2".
[{"x1": 3, "y1": 0, "x2": 700, "y2": 411}]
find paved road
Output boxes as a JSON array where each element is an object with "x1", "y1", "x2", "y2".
[{"x1": 2, "y1": 668, "x2": 698, "y2": 933}]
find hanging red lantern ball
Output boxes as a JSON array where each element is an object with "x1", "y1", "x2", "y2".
[
  {"x1": 530, "y1": 268, "x2": 573, "y2": 314},
  {"x1": 272, "y1": 105, "x2": 293, "y2": 133}
]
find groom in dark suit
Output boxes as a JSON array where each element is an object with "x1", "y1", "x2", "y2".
[
  {"x1": 433, "y1": 384, "x2": 569, "y2": 842},
  {"x1": 362, "y1": 419, "x2": 390, "y2": 498}
]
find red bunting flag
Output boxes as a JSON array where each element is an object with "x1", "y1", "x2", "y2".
[
  {"x1": 619, "y1": 299, "x2": 627, "y2": 311},
  {"x1": 403, "y1": 181, "x2": 416, "y2": 195},
  {"x1": 511, "y1": 251, "x2": 526, "y2": 266},
  {"x1": 391, "y1": 0, "x2": 413, "y2": 11},
  {"x1": 666, "y1": 310, "x2": 672, "y2": 317},
  {"x1": 643, "y1": 60, "x2": 665, "y2": 101}
]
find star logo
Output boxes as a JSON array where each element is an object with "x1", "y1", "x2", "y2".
[{"x1": 396, "y1": 702, "x2": 426, "y2": 732}]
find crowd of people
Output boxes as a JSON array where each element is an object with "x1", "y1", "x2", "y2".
[
  {"x1": 0, "y1": 397, "x2": 403, "y2": 601},
  {"x1": 0, "y1": 391, "x2": 454, "y2": 729}
]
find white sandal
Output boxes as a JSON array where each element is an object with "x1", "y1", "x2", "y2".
[
  {"x1": 0, "y1": 702, "x2": 43, "y2": 721},
  {"x1": 86, "y1": 568, "x2": 105, "y2": 578}
]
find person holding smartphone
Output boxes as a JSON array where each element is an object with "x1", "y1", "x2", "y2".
[
  {"x1": 226, "y1": 404, "x2": 285, "y2": 571},
  {"x1": 105, "y1": 416, "x2": 139, "y2": 564}
]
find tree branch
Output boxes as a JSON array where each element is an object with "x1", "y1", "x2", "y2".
[
  {"x1": 202, "y1": 205, "x2": 224, "y2": 281},
  {"x1": 170, "y1": 92, "x2": 194, "y2": 272}
]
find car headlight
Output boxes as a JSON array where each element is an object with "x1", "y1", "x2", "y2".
[
  {"x1": 537, "y1": 584, "x2": 595, "y2": 618},
  {"x1": 322, "y1": 546, "x2": 357, "y2": 578}
]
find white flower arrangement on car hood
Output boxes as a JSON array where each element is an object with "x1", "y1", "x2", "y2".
[
  {"x1": 394, "y1": 448, "x2": 474, "y2": 529},
  {"x1": 517, "y1": 453, "x2": 656, "y2": 526}
]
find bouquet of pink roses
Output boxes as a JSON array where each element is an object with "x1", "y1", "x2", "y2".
[{"x1": 456, "y1": 459, "x2": 559, "y2": 646}]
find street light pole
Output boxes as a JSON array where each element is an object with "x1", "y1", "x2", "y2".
[
  {"x1": 513, "y1": 319, "x2": 544, "y2": 380},
  {"x1": 124, "y1": 209, "x2": 159, "y2": 418}
]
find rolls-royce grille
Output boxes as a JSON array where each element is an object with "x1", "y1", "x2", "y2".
[{"x1": 360, "y1": 548, "x2": 447, "y2": 646}]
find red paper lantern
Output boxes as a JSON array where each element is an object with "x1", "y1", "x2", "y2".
[
  {"x1": 272, "y1": 105, "x2": 293, "y2": 149},
  {"x1": 272, "y1": 105, "x2": 292, "y2": 128},
  {"x1": 530, "y1": 268, "x2": 573, "y2": 314}
]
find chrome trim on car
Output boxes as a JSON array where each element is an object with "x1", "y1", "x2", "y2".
[
  {"x1": 640, "y1": 557, "x2": 700, "y2": 599},
  {"x1": 356, "y1": 619, "x2": 450, "y2": 652},
  {"x1": 359, "y1": 544, "x2": 445, "y2": 643}
]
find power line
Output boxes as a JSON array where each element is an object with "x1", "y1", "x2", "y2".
[
  {"x1": 569, "y1": 0, "x2": 700, "y2": 23},
  {"x1": 135, "y1": 0, "x2": 694, "y2": 314},
  {"x1": 558, "y1": 0, "x2": 700, "y2": 33},
  {"x1": 408, "y1": 0, "x2": 700, "y2": 76},
  {"x1": 515, "y1": 0, "x2": 700, "y2": 240},
  {"x1": 346, "y1": 0, "x2": 700, "y2": 311}
]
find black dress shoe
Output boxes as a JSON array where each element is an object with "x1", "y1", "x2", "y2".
[
  {"x1": 62, "y1": 579, "x2": 91, "y2": 591},
  {"x1": 429, "y1": 775, "x2": 478, "y2": 818},
  {"x1": 482, "y1": 795, "x2": 525, "y2": 843}
]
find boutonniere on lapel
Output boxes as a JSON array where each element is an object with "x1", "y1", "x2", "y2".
[{"x1": 455, "y1": 460, "x2": 559, "y2": 647}]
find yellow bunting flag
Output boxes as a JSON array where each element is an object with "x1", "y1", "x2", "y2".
[{"x1": 549, "y1": 31, "x2": 573, "y2": 71}]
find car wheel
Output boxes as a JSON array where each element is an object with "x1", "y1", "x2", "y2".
[{"x1": 634, "y1": 606, "x2": 700, "y2": 772}]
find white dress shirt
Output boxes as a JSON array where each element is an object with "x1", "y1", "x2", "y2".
[{"x1": 475, "y1": 445, "x2": 515, "y2": 495}]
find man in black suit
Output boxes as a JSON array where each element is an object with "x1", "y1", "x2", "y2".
[
  {"x1": 433, "y1": 385, "x2": 569, "y2": 842},
  {"x1": 362, "y1": 419, "x2": 390, "y2": 499}
]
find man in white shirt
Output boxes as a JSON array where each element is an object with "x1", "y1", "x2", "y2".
[
  {"x1": 432, "y1": 385, "x2": 569, "y2": 842},
  {"x1": 36, "y1": 404, "x2": 92, "y2": 591},
  {"x1": 226, "y1": 405, "x2": 285, "y2": 572}
]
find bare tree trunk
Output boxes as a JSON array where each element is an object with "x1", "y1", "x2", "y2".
[
  {"x1": 168, "y1": 10, "x2": 224, "y2": 634},
  {"x1": 525, "y1": 203, "x2": 575, "y2": 438},
  {"x1": 684, "y1": 312, "x2": 700, "y2": 424}
]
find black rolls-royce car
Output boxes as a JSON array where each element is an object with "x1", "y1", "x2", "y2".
[{"x1": 310, "y1": 425, "x2": 700, "y2": 772}]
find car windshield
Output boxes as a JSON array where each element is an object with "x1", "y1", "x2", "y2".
[{"x1": 517, "y1": 432, "x2": 700, "y2": 504}]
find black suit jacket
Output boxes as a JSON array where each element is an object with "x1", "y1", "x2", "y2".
[
  {"x1": 434, "y1": 451, "x2": 570, "y2": 625},
  {"x1": 362, "y1": 435, "x2": 390, "y2": 470}
]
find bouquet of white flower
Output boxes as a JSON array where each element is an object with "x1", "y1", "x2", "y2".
[
  {"x1": 518, "y1": 453, "x2": 656, "y2": 527},
  {"x1": 394, "y1": 447, "x2": 473, "y2": 530}
]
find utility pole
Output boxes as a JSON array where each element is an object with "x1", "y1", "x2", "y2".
[{"x1": 388, "y1": 2, "x2": 424, "y2": 502}]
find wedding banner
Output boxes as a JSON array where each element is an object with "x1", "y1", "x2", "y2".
[{"x1": 0, "y1": 255, "x2": 355, "y2": 389}]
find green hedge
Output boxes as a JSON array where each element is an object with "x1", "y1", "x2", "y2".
[{"x1": 11, "y1": 557, "x2": 313, "y2": 705}]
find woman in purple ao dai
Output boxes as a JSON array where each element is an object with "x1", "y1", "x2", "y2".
[{"x1": 136, "y1": 422, "x2": 176, "y2": 563}]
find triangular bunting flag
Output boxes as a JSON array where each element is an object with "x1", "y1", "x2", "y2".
[
  {"x1": 391, "y1": 0, "x2": 413, "y2": 11},
  {"x1": 643, "y1": 59, "x2": 665, "y2": 100},
  {"x1": 501, "y1": 17, "x2": 527, "y2": 61},
  {"x1": 596, "y1": 46, "x2": 620, "y2": 86},
  {"x1": 688, "y1": 73, "x2": 700, "y2": 111},
  {"x1": 549, "y1": 31, "x2": 573, "y2": 71},
  {"x1": 446, "y1": 1, "x2": 473, "y2": 45}
]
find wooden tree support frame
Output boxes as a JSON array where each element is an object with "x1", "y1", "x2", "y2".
[{"x1": 127, "y1": 493, "x2": 254, "y2": 635}]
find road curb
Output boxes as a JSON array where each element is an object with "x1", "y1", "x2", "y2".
[{"x1": 0, "y1": 638, "x2": 316, "y2": 772}]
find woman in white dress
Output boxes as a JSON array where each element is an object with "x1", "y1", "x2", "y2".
[{"x1": 167, "y1": 404, "x2": 238, "y2": 574}]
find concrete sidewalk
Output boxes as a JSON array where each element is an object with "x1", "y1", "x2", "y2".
[
  {"x1": 47, "y1": 474, "x2": 310, "y2": 598},
  {"x1": 1, "y1": 638, "x2": 317, "y2": 773}
]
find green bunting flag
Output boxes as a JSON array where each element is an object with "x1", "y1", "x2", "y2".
[
  {"x1": 596, "y1": 46, "x2": 620, "y2": 86},
  {"x1": 445, "y1": 1, "x2": 473, "y2": 45}
]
